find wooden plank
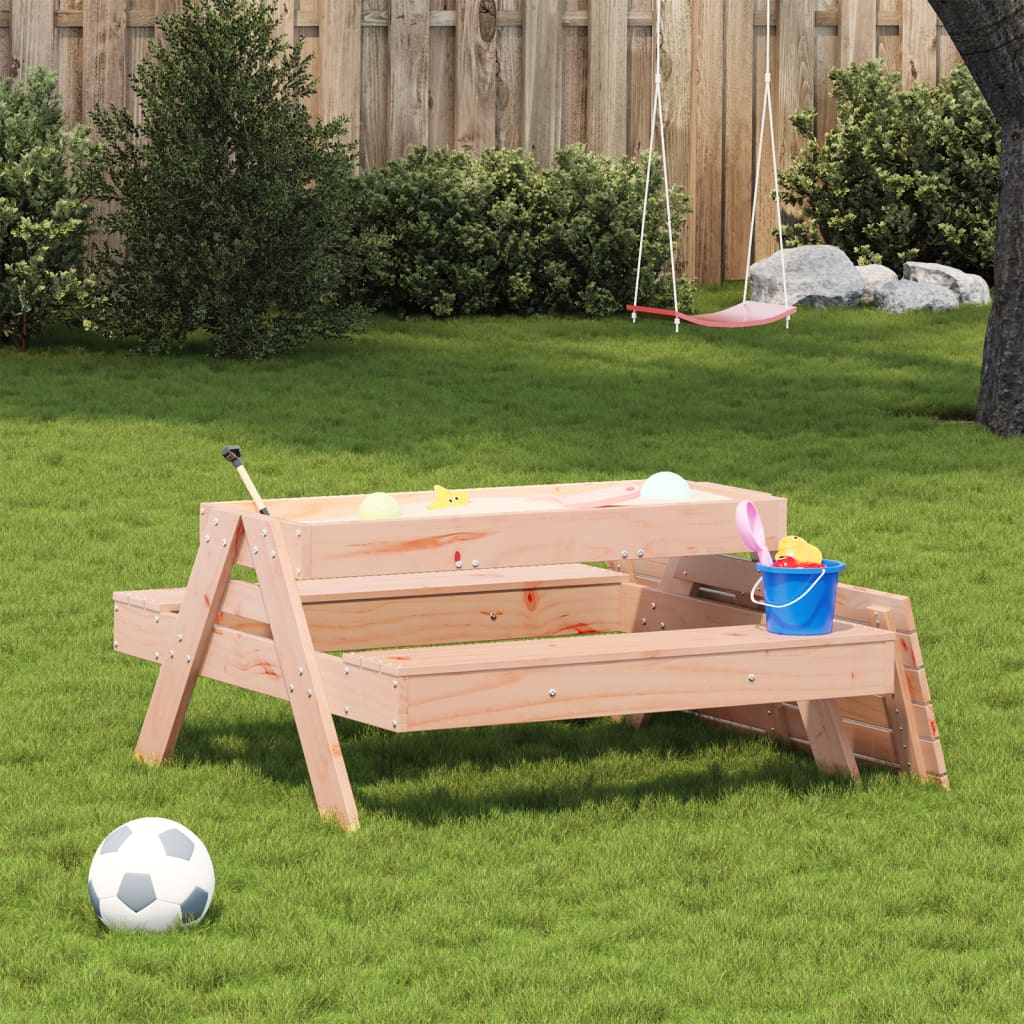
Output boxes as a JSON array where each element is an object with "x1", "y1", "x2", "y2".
[
  {"x1": 270, "y1": 0, "x2": 292, "y2": 43},
  {"x1": 586, "y1": 0, "x2": 628, "y2": 156},
  {"x1": 560, "y1": 0, "x2": 586, "y2": 147},
  {"x1": 690, "y1": 0, "x2": 724, "y2": 283},
  {"x1": 722, "y1": 0, "x2": 754, "y2": 281},
  {"x1": 454, "y1": 0, "x2": 498, "y2": 154},
  {"x1": 319, "y1": 0, "x2": 360, "y2": 147},
  {"x1": 936, "y1": 24, "x2": 961, "y2": 80},
  {"x1": 877, "y1": 0, "x2": 901, "y2": 74},
  {"x1": 521, "y1": 0, "x2": 562, "y2": 165},
  {"x1": 840, "y1": 0, "x2": 875, "y2": 65},
  {"x1": 343, "y1": 622, "x2": 896, "y2": 731},
  {"x1": 625, "y1": 0, "x2": 652, "y2": 160},
  {"x1": 389, "y1": 0, "x2": 431, "y2": 156},
  {"x1": 428, "y1": 0, "x2": 455, "y2": 149},
  {"x1": 797, "y1": 698, "x2": 860, "y2": 778},
  {"x1": 495, "y1": 0, "x2": 522, "y2": 149},
  {"x1": 901, "y1": 0, "x2": 936, "y2": 87},
  {"x1": 10, "y1": 0, "x2": 54, "y2": 79},
  {"x1": 776, "y1": 0, "x2": 815, "y2": 222},
  {"x1": 82, "y1": 0, "x2": 127, "y2": 122},
  {"x1": 246, "y1": 515, "x2": 360, "y2": 829},
  {"x1": 361, "y1": 0, "x2": 390, "y2": 167},
  {"x1": 152, "y1": 0, "x2": 181, "y2": 47},
  {"x1": 134, "y1": 512, "x2": 243, "y2": 764},
  {"x1": 814, "y1": 19, "x2": 839, "y2": 139}
]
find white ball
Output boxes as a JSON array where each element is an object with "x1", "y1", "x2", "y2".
[
  {"x1": 358, "y1": 491, "x2": 401, "y2": 520},
  {"x1": 88, "y1": 817, "x2": 215, "y2": 932},
  {"x1": 640, "y1": 471, "x2": 691, "y2": 501}
]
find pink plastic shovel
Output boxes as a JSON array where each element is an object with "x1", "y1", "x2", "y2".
[{"x1": 735, "y1": 500, "x2": 773, "y2": 566}]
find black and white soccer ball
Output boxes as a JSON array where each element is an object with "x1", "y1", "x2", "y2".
[{"x1": 88, "y1": 817, "x2": 215, "y2": 932}]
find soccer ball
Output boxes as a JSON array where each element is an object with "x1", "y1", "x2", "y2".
[{"x1": 88, "y1": 817, "x2": 215, "y2": 932}]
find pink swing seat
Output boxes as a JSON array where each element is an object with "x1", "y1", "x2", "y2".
[{"x1": 627, "y1": 300, "x2": 796, "y2": 329}]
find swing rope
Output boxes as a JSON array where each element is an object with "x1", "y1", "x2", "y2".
[{"x1": 629, "y1": 0, "x2": 795, "y2": 330}]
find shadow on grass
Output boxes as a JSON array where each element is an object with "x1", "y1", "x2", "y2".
[{"x1": 173, "y1": 710, "x2": 857, "y2": 825}]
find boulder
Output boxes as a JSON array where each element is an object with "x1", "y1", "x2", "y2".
[
  {"x1": 856, "y1": 264, "x2": 898, "y2": 305},
  {"x1": 748, "y1": 245, "x2": 864, "y2": 308},
  {"x1": 903, "y1": 261, "x2": 990, "y2": 305},
  {"x1": 874, "y1": 279, "x2": 960, "y2": 313}
]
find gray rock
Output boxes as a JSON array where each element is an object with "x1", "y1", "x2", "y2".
[
  {"x1": 748, "y1": 244, "x2": 864, "y2": 308},
  {"x1": 903, "y1": 261, "x2": 990, "y2": 304},
  {"x1": 875, "y1": 279, "x2": 960, "y2": 313},
  {"x1": 856, "y1": 264, "x2": 898, "y2": 305}
]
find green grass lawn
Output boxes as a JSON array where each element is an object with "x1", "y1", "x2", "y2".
[{"x1": 2, "y1": 287, "x2": 1023, "y2": 1022}]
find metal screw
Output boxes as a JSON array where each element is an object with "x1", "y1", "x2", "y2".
[
  {"x1": 344, "y1": 706, "x2": 350, "y2": 714},
  {"x1": 392, "y1": 680, "x2": 398, "y2": 689},
  {"x1": 252, "y1": 546, "x2": 259, "y2": 555},
  {"x1": 169, "y1": 650, "x2": 174, "y2": 659},
  {"x1": 213, "y1": 516, "x2": 219, "y2": 526},
  {"x1": 490, "y1": 612, "x2": 497, "y2": 621},
  {"x1": 298, "y1": 667, "x2": 303, "y2": 676},
  {"x1": 549, "y1": 689, "x2": 557, "y2": 698},
  {"x1": 288, "y1": 684, "x2": 294, "y2": 693},
  {"x1": 154, "y1": 652, "x2": 160, "y2": 660},
  {"x1": 154, "y1": 614, "x2": 160, "y2": 623},
  {"x1": 748, "y1": 674, "x2": 756, "y2": 682},
  {"x1": 222, "y1": 538, "x2": 227, "y2": 546},
  {"x1": 392, "y1": 720, "x2": 398, "y2": 728},
  {"x1": 185, "y1": 655, "x2": 191, "y2": 663},
  {"x1": 262, "y1": 528, "x2": 268, "y2": 537},
  {"x1": 296, "y1": 528, "x2": 302, "y2": 537},
  {"x1": 113, "y1": 641, "x2": 118, "y2": 649},
  {"x1": 204, "y1": 534, "x2": 210, "y2": 543},
  {"x1": 344, "y1": 666, "x2": 350, "y2": 675},
  {"x1": 660, "y1": 622, "x2": 665, "y2": 629},
  {"x1": 651, "y1": 602, "x2": 657, "y2": 610},
  {"x1": 177, "y1": 634, "x2": 183, "y2": 642},
  {"x1": 637, "y1": 549, "x2": 645, "y2": 558},
  {"x1": 271, "y1": 550, "x2": 277, "y2": 559},
  {"x1": 621, "y1": 550, "x2": 629, "y2": 559},
  {"x1": 306, "y1": 689, "x2": 312, "y2": 698},
  {"x1": 642, "y1": 617, "x2": 647, "y2": 625},
  {"x1": 472, "y1": 559, "x2": 480, "y2": 568},
  {"x1": 455, "y1": 560, "x2": 463, "y2": 569}
]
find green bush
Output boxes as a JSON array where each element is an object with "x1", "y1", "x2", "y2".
[
  {"x1": 85, "y1": 0, "x2": 377, "y2": 357},
  {"x1": 356, "y1": 144, "x2": 692, "y2": 318},
  {"x1": 1, "y1": 67, "x2": 97, "y2": 351},
  {"x1": 779, "y1": 61, "x2": 999, "y2": 278}
]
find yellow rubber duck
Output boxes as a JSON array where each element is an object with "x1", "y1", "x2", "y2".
[
  {"x1": 775, "y1": 535, "x2": 823, "y2": 564},
  {"x1": 426, "y1": 484, "x2": 469, "y2": 509}
]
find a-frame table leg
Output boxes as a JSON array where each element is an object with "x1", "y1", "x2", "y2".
[
  {"x1": 135, "y1": 511, "x2": 243, "y2": 764},
  {"x1": 244, "y1": 516, "x2": 360, "y2": 830},
  {"x1": 796, "y1": 698, "x2": 861, "y2": 780}
]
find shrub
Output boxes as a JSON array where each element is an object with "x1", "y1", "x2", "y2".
[
  {"x1": 356, "y1": 144, "x2": 692, "y2": 318},
  {"x1": 779, "y1": 61, "x2": 999, "y2": 278},
  {"x1": 85, "y1": 0, "x2": 376, "y2": 357},
  {"x1": 1, "y1": 67, "x2": 97, "y2": 351}
]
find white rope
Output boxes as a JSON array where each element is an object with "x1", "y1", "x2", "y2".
[{"x1": 631, "y1": 0, "x2": 680, "y2": 331}]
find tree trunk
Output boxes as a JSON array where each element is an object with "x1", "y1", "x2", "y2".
[{"x1": 927, "y1": 0, "x2": 1024, "y2": 437}]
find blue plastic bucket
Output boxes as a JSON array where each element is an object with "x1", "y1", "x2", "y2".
[{"x1": 751, "y1": 559, "x2": 845, "y2": 636}]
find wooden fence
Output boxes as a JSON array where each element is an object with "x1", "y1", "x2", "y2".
[{"x1": 1, "y1": 1, "x2": 962, "y2": 284}]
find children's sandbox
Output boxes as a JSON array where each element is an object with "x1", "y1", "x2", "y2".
[{"x1": 113, "y1": 479, "x2": 947, "y2": 830}]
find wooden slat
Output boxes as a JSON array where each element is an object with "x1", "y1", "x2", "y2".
[
  {"x1": 690, "y1": 0, "x2": 724, "y2": 283},
  {"x1": 797, "y1": 698, "x2": 860, "y2": 779},
  {"x1": 320, "y1": 0, "x2": 361, "y2": 144},
  {"x1": 586, "y1": 0, "x2": 627, "y2": 157},
  {"x1": 521, "y1": 0, "x2": 562, "y2": 165},
  {"x1": 722, "y1": 0, "x2": 754, "y2": 281},
  {"x1": 81, "y1": 0, "x2": 127, "y2": 122},
  {"x1": 454, "y1": 0, "x2": 498, "y2": 154},
  {"x1": 495, "y1": 0, "x2": 522, "y2": 149},
  {"x1": 428, "y1": 0, "x2": 455, "y2": 149},
  {"x1": 776, "y1": 0, "x2": 815, "y2": 221},
  {"x1": 361, "y1": 0, "x2": 390, "y2": 167},
  {"x1": 10, "y1": 0, "x2": 54, "y2": 78},
  {"x1": 901, "y1": 0, "x2": 937, "y2": 87},
  {"x1": 840, "y1": 0, "x2": 876, "y2": 65},
  {"x1": 389, "y1": 0, "x2": 431, "y2": 156},
  {"x1": 344, "y1": 622, "x2": 895, "y2": 731}
]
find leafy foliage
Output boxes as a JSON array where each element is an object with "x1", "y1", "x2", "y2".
[
  {"x1": 1, "y1": 67, "x2": 97, "y2": 351},
  {"x1": 779, "y1": 61, "x2": 1000, "y2": 278},
  {"x1": 357, "y1": 144, "x2": 693, "y2": 318},
  {"x1": 85, "y1": 0, "x2": 376, "y2": 357}
]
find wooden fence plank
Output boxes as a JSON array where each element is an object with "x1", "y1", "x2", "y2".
[
  {"x1": 389, "y1": 0, "x2": 431, "y2": 157},
  {"x1": 495, "y1": 0, "x2": 522, "y2": 149},
  {"x1": 522, "y1": 0, "x2": 562, "y2": 165},
  {"x1": 454, "y1": 0, "x2": 498, "y2": 154},
  {"x1": 722, "y1": 0, "x2": 753, "y2": 281},
  {"x1": 81, "y1": 0, "x2": 127, "y2": 123},
  {"x1": 561, "y1": 0, "x2": 587, "y2": 147},
  {"x1": 429, "y1": 0, "x2": 455, "y2": 150},
  {"x1": 777, "y1": 0, "x2": 815, "y2": 222},
  {"x1": 320, "y1": 0, "x2": 361, "y2": 146},
  {"x1": 840, "y1": 0, "x2": 875, "y2": 65},
  {"x1": 660, "y1": 0, "x2": 693, "y2": 280},
  {"x1": 901, "y1": 0, "x2": 937, "y2": 87},
  {"x1": 587, "y1": 0, "x2": 628, "y2": 157},
  {"x1": 361, "y1": 0, "x2": 390, "y2": 168},
  {"x1": 690, "y1": 0, "x2": 724, "y2": 283},
  {"x1": 11, "y1": 0, "x2": 55, "y2": 79}
]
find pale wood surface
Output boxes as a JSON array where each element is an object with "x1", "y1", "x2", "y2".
[
  {"x1": 901, "y1": 0, "x2": 937, "y2": 87},
  {"x1": 134, "y1": 512, "x2": 242, "y2": 763},
  {"x1": 797, "y1": 698, "x2": 861, "y2": 779},
  {"x1": 10, "y1": 0, "x2": 53, "y2": 78},
  {"x1": 319, "y1": 0, "x2": 361, "y2": 140},
  {"x1": 586, "y1": 0, "x2": 627, "y2": 157},
  {"x1": 521, "y1": 0, "x2": 562, "y2": 166},
  {"x1": 454, "y1": 0, "x2": 498, "y2": 154},
  {"x1": 244, "y1": 516, "x2": 360, "y2": 829},
  {"x1": 722, "y1": 0, "x2": 754, "y2": 280},
  {"x1": 388, "y1": 0, "x2": 430, "y2": 156}
]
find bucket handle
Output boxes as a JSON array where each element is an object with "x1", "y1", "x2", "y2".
[{"x1": 750, "y1": 567, "x2": 827, "y2": 610}]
